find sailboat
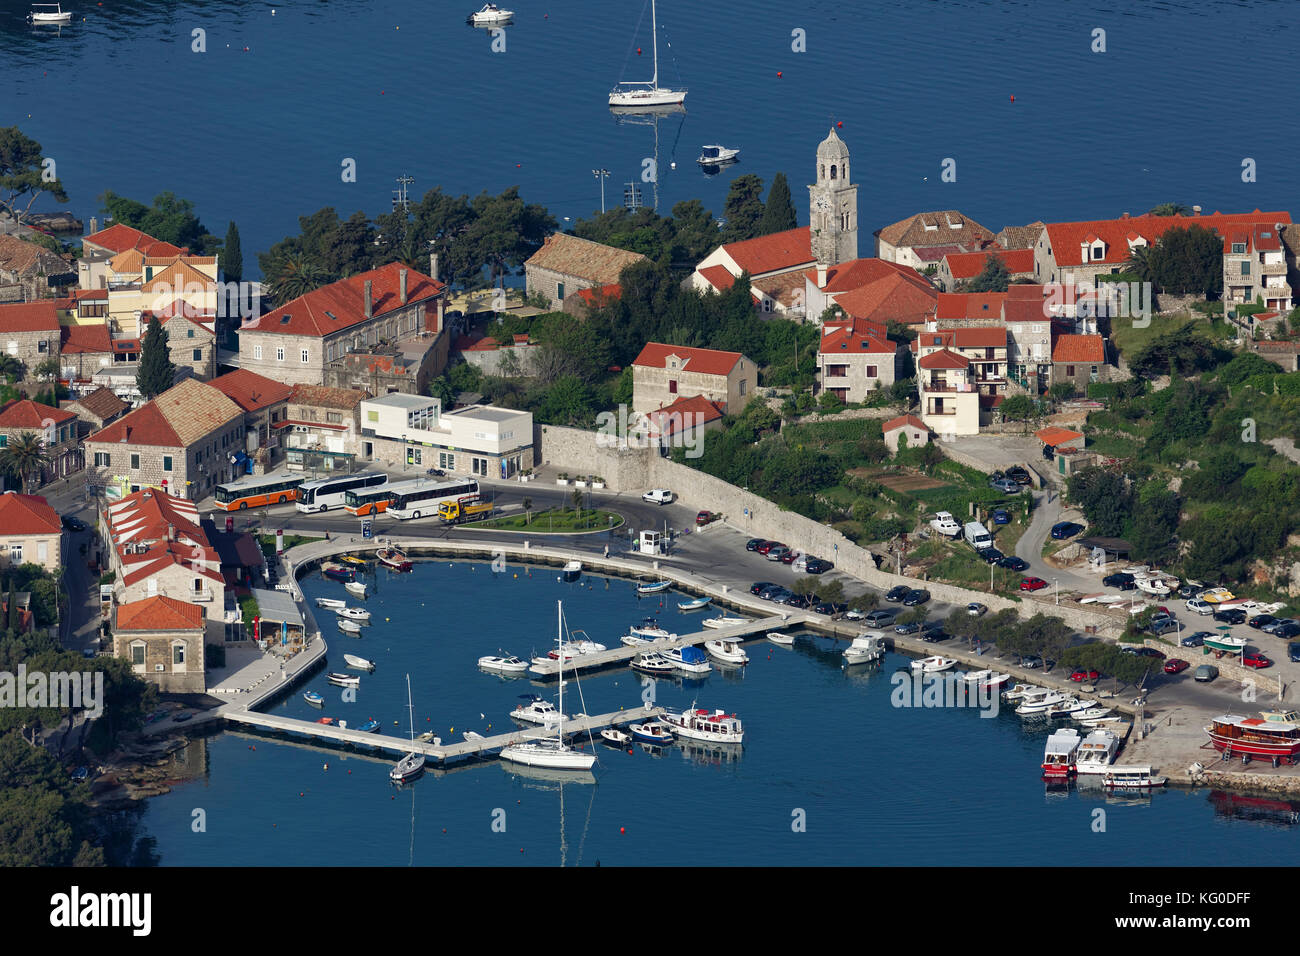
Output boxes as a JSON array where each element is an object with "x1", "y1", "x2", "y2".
[
  {"x1": 499, "y1": 601, "x2": 597, "y2": 771},
  {"x1": 608, "y1": 0, "x2": 686, "y2": 109},
  {"x1": 389, "y1": 674, "x2": 426, "y2": 783}
]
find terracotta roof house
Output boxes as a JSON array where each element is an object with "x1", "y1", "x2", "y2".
[
  {"x1": 525, "y1": 234, "x2": 648, "y2": 311},
  {"x1": 0, "y1": 492, "x2": 62, "y2": 572},
  {"x1": 1051, "y1": 333, "x2": 1109, "y2": 391},
  {"x1": 112, "y1": 594, "x2": 208, "y2": 693},
  {"x1": 690, "y1": 227, "x2": 814, "y2": 317},
  {"x1": 882, "y1": 413, "x2": 930, "y2": 453},
  {"x1": 0, "y1": 300, "x2": 63, "y2": 383},
  {"x1": 1222, "y1": 222, "x2": 1293, "y2": 312},
  {"x1": 0, "y1": 233, "x2": 76, "y2": 300},
  {"x1": 280, "y1": 383, "x2": 368, "y2": 471},
  {"x1": 874, "y1": 211, "x2": 996, "y2": 269},
  {"x1": 207, "y1": 369, "x2": 294, "y2": 468},
  {"x1": 818, "y1": 320, "x2": 902, "y2": 402},
  {"x1": 79, "y1": 224, "x2": 186, "y2": 293},
  {"x1": 996, "y1": 222, "x2": 1047, "y2": 251},
  {"x1": 937, "y1": 247, "x2": 1035, "y2": 292},
  {"x1": 0, "y1": 399, "x2": 80, "y2": 485},
  {"x1": 631, "y1": 343, "x2": 754, "y2": 416},
  {"x1": 935, "y1": 292, "x2": 1008, "y2": 325},
  {"x1": 63, "y1": 386, "x2": 128, "y2": 436},
  {"x1": 916, "y1": 348, "x2": 980, "y2": 437},
  {"x1": 645, "y1": 395, "x2": 727, "y2": 443}
]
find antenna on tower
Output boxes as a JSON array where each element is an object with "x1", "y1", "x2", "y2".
[
  {"x1": 393, "y1": 174, "x2": 415, "y2": 213},
  {"x1": 623, "y1": 181, "x2": 643, "y2": 211}
]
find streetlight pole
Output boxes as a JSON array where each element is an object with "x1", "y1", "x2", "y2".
[
  {"x1": 402, "y1": 434, "x2": 407, "y2": 472},
  {"x1": 1054, "y1": 578, "x2": 1059, "y2": 605},
  {"x1": 592, "y1": 169, "x2": 609, "y2": 214}
]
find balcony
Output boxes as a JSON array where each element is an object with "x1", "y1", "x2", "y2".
[
  {"x1": 922, "y1": 381, "x2": 974, "y2": 393},
  {"x1": 925, "y1": 405, "x2": 957, "y2": 416},
  {"x1": 1260, "y1": 261, "x2": 1287, "y2": 275}
]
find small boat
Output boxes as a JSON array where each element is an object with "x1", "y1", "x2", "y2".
[
  {"x1": 542, "y1": 640, "x2": 606, "y2": 659},
  {"x1": 910, "y1": 656, "x2": 955, "y2": 674},
  {"x1": 317, "y1": 717, "x2": 337, "y2": 725},
  {"x1": 1075, "y1": 729, "x2": 1121, "y2": 775},
  {"x1": 323, "y1": 565, "x2": 355, "y2": 583},
  {"x1": 463, "y1": 730, "x2": 485, "y2": 742},
  {"x1": 980, "y1": 673, "x2": 1012, "y2": 690},
  {"x1": 697, "y1": 144, "x2": 740, "y2": 167},
  {"x1": 1072, "y1": 706, "x2": 1112, "y2": 722},
  {"x1": 303, "y1": 690, "x2": 325, "y2": 706},
  {"x1": 702, "y1": 614, "x2": 747, "y2": 629},
  {"x1": 1136, "y1": 576, "x2": 1173, "y2": 595},
  {"x1": 637, "y1": 580, "x2": 672, "y2": 594},
  {"x1": 705, "y1": 638, "x2": 749, "y2": 665},
  {"x1": 338, "y1": 618, "x2": 362, "y2": 635},
  {"x1": 843, "y1": 632, "x2": 887, "y2": 665},
  {"x1": 345, "y1": 581, "x2": 370, "y2": 598},
  {"x1": 417, "y1": 731, "x2": 441, "y2": 744},
  {"x1": 344, "y1": 654, "x2": 375, "y2": 670},
  {"x1": 1046, "y1": 697, "x2": 1083, "y2": 719},
  {"x1": 767, "y1": 631, "x2": 794, "y2": 646},
  {"x1": 561, "y1": 560, "x2": 582, "y2": 582},
  {"x1": 376, "y1": 547, "x2": 413, "y2": 572},
  {"x1": 1016, "y1": 691, "x2": 1069, "y2": 716},
  {"x1": 1203, "y1": 633, "x2": 1247, "y2": 654},
  {"x1": 315, "y1": 597, "x2": 346, "y2": 609},
  {"x1": 661, "y1": 706, "x2": 744, "y2": 744},
  {"x1": 511, "y1": 696, "x2": 565, "y2": 725},
  {"x1": 356, "y1": 718, "x2": 382, "y2": 734},
  {"x1": 478, "y1": 654, "x2": 529, "y2": 674},
  {"x1": 661, "y1": 644, "x2": 712, "y2": 674},
  {"x1": 338, "y1": 555, "x2": 369, "y2": 567},
  {"x1": 626, "y1": 618, "x2": 676, "y2": 642},
  {"x1": 1042, "y1": 728, "x2": 1082, "y2": 777},
  {"x1": 630, "y1": 652, "x2": 676, "y2": 675},
  {"x1": 678, "y1": 597, "x2": 712, "y2": 610},
  {"x1": 337, "y1": 606, "x2": 371, "y2": 621},
  {"x1": 390, "y1": 675, "x2": 427, "y2": 783},
  {"x1": 601, "y1": 729, "x2": 631, "y2": 746},
  {"x1": 467, "y1": 2, "x2": 513, "y2": 25},
  {"x1": 27, "y1": 3, "x2": 72, "y2": 23},
  {"x1": 327, "y1": 672, "x2": 360, "y2": 687},
  {"x1": 1103, "y1": 766, "x2": 1167, "y2": 789},
  {"x1": 630, "y1": 720, "x2": 675, "y2": 745},
  {"x1": 1002, "y1": 683, "x2": 1045, "y2": 701}
]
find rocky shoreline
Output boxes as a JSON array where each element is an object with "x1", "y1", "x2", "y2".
[{"x1": 88, "y1": 734, "x2": 194, "y2": 808}]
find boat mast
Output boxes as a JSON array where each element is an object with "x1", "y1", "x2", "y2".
[
  {"x1": 556, "y1": 600, "x2": 564, "y2": 744},
  {"x1": 650, "y1": 0, "x2": 659, "y2": 89},
  {"x1": 406, "y1": 673, "x2": 415, "y2": 742}
]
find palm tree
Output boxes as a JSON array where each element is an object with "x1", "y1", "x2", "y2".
[
  {"x1": 1148, "y1": 202, "x2": 1190, "y2": 217},
  {"x1": 1126, "y1": 244, "x2": 1155, "y2": 285},
  {"x1": 263, "y1": 251, "x2": 333, "y2": 306},
  {"x1": 0, "y1": 355, "x2": 25, "y2": 385},
  {"x1": 0, "y1": 432, "x2": 50, "y2": 493}
]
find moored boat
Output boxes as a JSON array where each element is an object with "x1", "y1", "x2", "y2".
[
  {"x1": 909, "y1": 655, "x2": 955, "y2": 674},
  {"x1": 630, "y1": 651, "x2": 675, "y2": 675},
  {"x1": 1075, "y1": 729, "x2": 1121, "y2": 775},
  {"x1": 766, "y1": 631, "x2": 794, "y2": 646},
  {"x1": 315, "y1": 597, "x2": 346, "y2": 609},
  {"x1": 28, "y1": 4, "x2": 72, "y2": 23},
  {"x1": 303, "y1": 690, "x2": 324, "y2": 706},
  {"x1": 323, "y1": 565, "x2": 354, "y2": 583},
  {"x1": 338, "y1": 618, "x2": 362, "y2": 635},
  {"x1": 637, "y1": 580, "x2": 672, "y2": 594},
  {"x1": 1016, "y1": 690, "x2": 1069, "y2": 716},
  {"x1": 1103, "y1": 766, "x2": 1167, "y2": 789},
  {"x1": 376, "y1": 547, "x2": 413, "y2": 572},
  {"x1": 327, "y1": 672, "x2": 360, "y2": 687},
  {"x1": 355, "y1": 718, "x2": 382, "y2": 734},
  {"x1": 343, "y1": 653, "x2": 375, "y2": 670},
  {"x1": 1071, "y1": 706, "x2": 1112, "y2": 722},
  {"x1": 701, "y1": 614, "x2": 746, "y2": 629},
  {"x1": 467, "y1": 2, "x2": 512, "y2": 25},
  {"x1": 660, "y1": 706, "x2": 744, "y2": 744},
  {"x1": 704, "y1": 637, "x2": 749, "y2": 665},
  {"x1": 478, "y1": 654, "x2": 528, "y2": 674},
  {"x1": 628, "y1": 617, "x2": 675, "y2": 639},
  {"x1": 510, "y1": 695, "x2": 565, "y2": 726},
  {"x1": 345, "y1": 581, "x2": 369, "y2": 598},
  {"x1": 1042, "y1": 728, "x2": 1082, "y2": 777},
  {"x1": 561, "y1": 560, "x2": 582, "y2": 582},
  {"x1": 338, "y1": 555, "x2": 369, "y2": 567},
  {"x1": 661, "y1": 644, "x2": 711, "y2": 674},
  {"x1": 337, "y1": 606, "x2": 371, "y2": 621},
  {"x1": 843, "y1": 632, "x2": 886, "y2": 665},
  {"x1": 678, "y1": 597, "x2": 712, "y2": 610},
  {"x1": 389, "y1": 675, "x2": 426, "y2": 783},
  {"x1": 629, "y1": 720, "x2": 675, "y2": 745},
  {"x1": 1002, "y1": 683, "x2": 1044, "y2": 701},
  {"x1": 600, "y1": 729, "x2": 631, "y2": 746},
  {"x1": 697, "y1": 144, "x2": 740, "y2": 166}
]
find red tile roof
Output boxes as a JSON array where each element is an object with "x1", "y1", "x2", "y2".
[
  {"x1": 819, "y1": 326, "x2": 895, "y2": 355},
  {"x1": 720, "y1": 227, "x2": 812, "y2": 275},
  {"x1": 1045, "y1": 211, "x2": 1291, "y2": 268},
  {"x1": 822, "y1": 314, "x2": 888, "y2": 340},
  {"x1": 632, "y1": 343, "x2": 744, "y2": 377},
  {"x1": 882, "y1": 414, "x2": 928, "y2": 433},
  {"x1": 1222, "y1": 223, "x2": 1284, "y2": 254},
  {"x1": 66, "y1": 386, "x2": 127, "y2": 421},
  {"x1": 1051, "y1": 334, "x2": 1105, "y2": 364},
  {"x1": 88, "y1": 401, "x2": 181, "y2": 448},
  {"x1": 646, "y1": 395, "x2": 727, "y2": 436},
  {"x1": 115, "y1": 595, "x2": 204, "y2": 631},
  {"x1": 71, "y1": 288, "x2": 108, "y2": 301},
  {"x1": 834, "y1": 272, "x2": 937, "y2": 325},
  {"x1": 917, "y1": 348, "x2": 968, "y2": 370},
  {"x1": 1036, "y1": 427, "x2": 1084, "y2": 446},
  {"x1": 944, "y1": 247, "x2": 1035, "y2": 281},
  {"x1": 0, "y1": 493, "x2": 60, "y2": 535},
  {"x1": 876, "y1": 211, "x2": 994, "y2": 249},
  {"x1": 911, "y1": 327, "x2": 1007, "y2": 351},
  {"x1": 88, "y1": 379, "x2": 242, "y2": 448},
  {"x1": 287, "y1": 384, "x2": 368, "y2": 410},
  {"x1": 0, "y1": 398, "x2": 76, "y2": 428},
  {"x1": 697, "y1": 265, "x2": 736, "y2": 292},
  {"x1": 60, "y1": 324, "x2": 114, "y2": 354},
  {"x1": 0, "y1": 301, "x2": 61, "y2": 332},
  {"x1": 244, "y1": 262, "x2": 443, "y2": 338},
  {"x1": 574, "y1": 283, "x2": 623, "y2": 306},
  {"x1": 805, "y1": 257, "x2": 928, "y2": 294},
  {"x1": 935, "y1": 292, "x2": 1007, "y2": 322},
  {"x1": 83, "y1": 223, "x2": 184, "y2": 258},
  {"x1": 208, "y1": 369, "x2": 293, "y2": 413}
]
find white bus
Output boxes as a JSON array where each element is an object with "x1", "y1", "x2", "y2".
[
  {"x1": 386, "y1": 478, "x2": 482, "y2": 520},
  {"x1": 296, "y1": 472, "x2": 389, "y2": 513}
]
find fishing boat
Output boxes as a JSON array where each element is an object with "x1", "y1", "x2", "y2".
[
  {"x1": 697, "y1": 144, "x2": 740, "y2": 167},
  {"x1": 27, "y1": 3, "x2": 72, "y2": 22},
  {"x1": 343, "y1": 654, "x2": 375, "y2": 670},
  {"x1": 1075, "y1": 729, "x2": 1121, "y2": 775},
  {"x1": 1103, "y1": 766, "x2": 1167, "y2": 789},
  {"x1": 766, "y1": 631, "x2": 794, "y2": 646},
  {"x1": 499, "y1": 601, "x2": 598, "y2": 771},
  {"x1": 1206, "y1": 714, "x2": 1300, "y2": 761},
  {"x1": 337, "y1": 606, "x2": 371, "y2": 621},
  {"x1": 661, "y1": 644, "x2": 712, "y2": 674},
  {"x1": 630, "y1": 720, "x2": 675, "y2": 745},
  {"x1": 389, "y1": 674, "x2": 426, "y2": 783},
  {"x1": 909, "y1": 656, "x2": 955, "y2": 674},
  {"x1": 705, "y1": 638, "x2": 749, "y2": 665},
  {"x1": 345, "y1": 581, "x2": 369, "y2": 598},
  {"x1": 467, "y1": 2, "x2": 512, "y2": 25},
  {"x1": 323, "y1": 565, "x2": 354, "y2": 583},
  {"x1": 842, "y1": 632, "x2": 886, "y2": 665},
  {"x1": 327, "y1": 672, "x2": 360, "y2": 687},
  {"x1": 608, "y1": 0, "x2": 686, "y2": 108},
  {"x1": 338, "y1": 555, "x2": 369, "y2": 567},
  {"x1": 637, "y1": 580, "x2": 672, "y2": 595},
  {"x1": 630, "y1": 651, "x2": 676, "y2": 675},
  {"x1": 678, "y1": 596, "x2": 712, "y2": 610},
  {"x1": 356, "y1": 718, "x2": 382, "y2": 734},
  {"x1": 478, "y1": 654, "x2": 529, "y2": 674},
  {"x1": 1203, "y1": 633, "x2": 1247, "y2": 654},
  {"x1": 702, "y1": 614, "x2": 747, "y2": 629},
  {"x1": 1042, "y1": 728, "x2": 1082, "y2": 777},
  {"x1": 315, "y1": 597, "x2": 346, "y2": 609},
  {"x1": 338, "y1": 618, "x2": 362, "y2": 635},
  {"x1": 661, "y1": 705, "x2": 744, "y2": 744},
  {"x1": 303, "y1": 690, "x2": 324, "y2": 706},
  {"x1": 510, "y1": 694, "x2": 565, "y2": 726},
  {"x1": 600, "y1": 729, "x2": 631, "y2": 746},
  {"x1": 376, "y1": 547, "x2": 413, "y2": 572}
]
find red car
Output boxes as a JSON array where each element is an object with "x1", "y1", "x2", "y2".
[
  {"x1": 1069, "y1": 668, "x2": 1099, "y2": 682},
  {"x1": 756, "y1": 541, "x2": 781, "y2": 555},
  {"x1": 1163, "y1": 658, "x2": 1189, "y2": 675},
  {"x1": 1020, "y1": 576, "x2": 1048, "y2": 592},
  {"x1": 1242, "y1": 651, "x2": 1273, "y2": 669},
  {"x1": 695, "y1": 510, "x2": 714, "y2": 525},
  {"x1": 779, "y1": 550, "x2": 800, "y2": 565}
]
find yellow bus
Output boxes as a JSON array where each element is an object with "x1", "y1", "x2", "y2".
[{"x1": 213, "y1": 474, "x2": 304, "y2": 511}]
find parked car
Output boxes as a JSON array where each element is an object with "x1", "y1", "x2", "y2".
[
  {"x1": 172, "y1": 711, "x2": 193, "y2": 723},
  {"x1": 60, "y1": 514, "x2": 87, "y2": 532},
  {"x1": 1248, "y1": 614, "x2": 1277, "y2": 630},
  {"x1": 864, "y1": 608, "x2": 899, "y2": 627},
  {"x1": 902, "y1": 589, "x2": 931, "y2": 607},
  {"x1": 767, "y1": 587, "x2": 794, "y2": 604},
  {"x1": 998, "y1": 555, "x2": 1029, "y2": 572},
  {"x1": 922, "y1": 628, "x2": 948, "y2": 643},
  {"x1": 766, "y1": 545, "x2": 791, "y2": 562},
  {"x1": 1289, "y1": 643, "x2": 1300, "y2": 663},
  {"x1": 1136, "y1": 647, "x2": 1166, "y2": 659},
  {"x1": 843, "y1": 608, "x2": 867, "y2": 621},
  {"x1": 750, "y1": 582, "x2": 774, "y2": 596},
  {"x1": 1181, "y1": 632, "x2": 1211, "y2": 647},
  {"x1": 1069, "y1": 668, "x2": 1099, "y2": 682},
  {"x1": 1184, "y1": 598, "x2": 1213, "y2": 616},
  {"x1": 1148, "y1": 618, "x2": 1180, "y2": 636},
  {"x1": 803, "y1": 557, "x2": 833, "y2": 574},
  {"x1": 642, "y1": 488, "x2": 674, "y2": 505},
  {"x1": 1006, "y1": 466, "x2": 1032, "y2": 485},
  {"x1": 1275, "y1": 622, "x2": 1300, "y2": 639},
  {"x1": 779, "y1": 550, "x2": 799, "y2": 565},
  {"x1": 1163, "y1": 658, "x2": 1190, "y2": 675},
  {"x1": 1177, "y1": 583, "x2": 1205, "y2": 599},
  {"x1": 1194, "y1": 664, "x2": 1219, "y2": 682},
  {"x1": 783, "y1": 593, "x2": 811, "y2": 609},
  {"x1": 977, "y1": 548, "x2": 1005, "y2": 565},
  {"x1": 1020, "y1": 576, "x2": 1048, "y2": 592},
  {"x1": 885, "y1": 585, "x2": 911, "y2": 603},
  {"x1": 1020, "y1": 655, "x2": 1043, "y2": 669},
  {"x1": 895, "y1": 621, "x2": 921, "y2": 635},
  {"x1": 1050, "y1": 521, "x2": 1084, "y2": 540},
  {"x1": 1103, "y1": 572, "x2": 1136, "y2": 590},
  {"x1": 1260, "y1": 618, "x2": 1293, "y2": 635},
  {"x1": 1213, "y1": 608, "x2": 1247, "y2": 625},
  {"x1": 967, "y1": 603, "x2": 988, "y2": 617},
  {"x1": 989, "y1": 477, "x2": 1020, "y2": 493},
  {"x1": 991, "y1": 509, "x2": 1011, "y2": 525},
  {"x1": 814, "y1": 601, "x2": 846, "y2": 616},
  {"x1": 695, "y1": 510, "x2": 715, "y2": 525},
  {"x1": 1242, "y1": 651, "x2": 1273, "y2": 669},
  {"x1": 756, "y1": 541, "x2": 782, "y2": 555},
  {"x1": 746, "y1": 538, "x2": 767, "y2": 552},
  {"x1": 758, "y1": 583, "x2": 786, "y2": 600}
]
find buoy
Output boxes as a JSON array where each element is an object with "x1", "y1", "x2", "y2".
[
  {"x1": 837, "y1": 121, "x2": 843, "y2": 128},
  {"x1": 777, "y1": 71, "x2": 783, "y2": 78},
  {"x1": 386, "y1": 617, "x2": 390, "y2": 622},
  {"x1": 514, "y1": 574, "x2": 518, "y2": 579},
  {"x1": 381, "y1": 90, "x2": 385, "y2": 94},
  {"x1": 323, "y1": 763, "x2": 328, "y2": 770},
  {"x1": 299, "y1": 792, "x2": 304, "y2": 796},
  {"x1": 627, "y1": 748, "x2": 633, "y2": 754},
  {"x1": 516, "y1": 163, "x2": 521, "y2": 168},
  {"x1": 443, "y1": 828, "x2": 447, "y2": 833},
  {"x1": 670, "y1": 161, "x2": 676, "y2": 169},
  {"x1": 348, "y1": 770, "x2": 352, "y2": 774},
  {"x1": 1010, "y1": 94, "x2": 1015, "y2": 102},
  {"x1": 637, "y1": 47, "x2": 642, "y2": 54},
  {"x1": 520, "y1": 848, "x2": 524, "y2": 853},
  {"x1": 620, "y1": 827, "x2": 625, "y2": 834}
]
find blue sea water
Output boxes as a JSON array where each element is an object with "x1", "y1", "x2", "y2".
[
  {"x1": 3, "y1": 0, "x2": 1296, "y2": 277},
  {"x1": 138, "y1": 560, "x2": 1300, "y2": 866}
]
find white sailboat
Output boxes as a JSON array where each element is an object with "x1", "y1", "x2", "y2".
[
  {"x1": 608, "y1": 0, "x2": 686, "y2": 109},
  {"x1": 390, "y1": 674, "x2": 426, "y2": 783},
  {"x1": 500, "y1": 601, "x2": 597, "y2": 771}
]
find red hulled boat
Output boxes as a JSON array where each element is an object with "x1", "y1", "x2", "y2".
[{"x1": 1205, "y1": 715, "x2": 1300, "y2": 761}]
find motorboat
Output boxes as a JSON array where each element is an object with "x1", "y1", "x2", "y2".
[
  {"x1": 327, "y1": 672, "x2": 360, "y2": 687},
  {"x1": 28, "y1": 4, "x2": 72, "y2": 23},
  {"x1": 315, "y1": 597, "x2": 346, "y2": 609},
  {"x1": 317, "y1": 717, "x2": 337, "y2": 725},
  {"x1": 417, "y1": 731, "x2": 441, "y2": 744},
  {"x1": 1046, "y1": 697, "x2": 1088, "y2": 719},
  {"x1": 637, "y1": 580, "x2": 673, "y2": 594},
  {"x1": 355, "y1": 718, "x2": 382, "y2": 734},
  {"x1": 660, "y1": 706, "x2": 744, "y2": 744},
  {"x1": 343, "y1": 654, "x2": 375, "y2": 670},
  {"x1": 463, "y1": 730, "x2": 485, "y2": 741},
  {"x1": 1135, "y1": 575, "x2": 1173, "y2": 595},
  {"x1": 338, "y1": 555, "x2": 369, "y2": 567},
  {"x1": 697, "y1": 144, "x2": 739, "y2": 167},
  {"x1": 543, "y1": 639, "x2": 606, "y2": 658},
  {"x1": 1206, "y1": 714, "x2": 1300, "y2": 760},
  {"x1": 705, "y1": 638, "x2": 749, "y2": 665},
  {"x1": 630, "y1": 652, "x2": 676, "y2": 675},
  {"x1": 608, "y1": 0, "x2": 686, "y2": 108},
  {"x1": 467, "y1": 3, "x2": 513, "y2": 25},
  {"x1": 661, "y1": 644, "x2": 712, "y2": 674},
  {"x1": 702, "y1": 615, "x2": 747, "y2": 629},
  {"x1": 1075, "y1": 729, "x2": 1121, "y2": 775},
  {"x1": 1001, "y1": 683, "x2": 1044, "y2": 701},
  {"x1": 510, "y1": 695, "x2": 565, "y2": 726},
  {"x1": 959, "y1": 669, "x2": 994, "y2": 683},
  {"x1": 929, "y1": 511, "x2": 962, "y2": 537},
  {"x1": 345, "y1": 581, "x2": 369, "y2": 598},
  {"x1": 980, "y1": 673, "x2": 1012, "y2": 691},
  {"x1": 478, "y1": 654, "x2": 529, "y2": 674},
  {"x1": 1072, "y1": 706, "x2": 1112, "y2": 721},
  {"x1": 766, "y1": 631, "x2": 794, "y2": 646},
  {"x1": 600, "y1": 729, "x2": 631, "y2": 746},
  {"x1": 842, "y1": 632, "x2": 886, "y2": 665},
  {"x1": 630, "y1": 720, "x2": 675, "y2": 745},
  {"x1": 561, "y1": 560, "x2": 582, "y2": 582},
  {"x1": 1042, "y1": 728, "x2": 1082, "y2": 777},
  {"x1": 909, "y1": 656, "x2": 955, "y2": 674},
  {"x1": 303, "y1": 690, "x2": 324, "y2": 706},
  {"x1": 678, "y1": 597, "x2": 712, "y2": 610},
  {"x1": 1103, "y1": 766, "x2": 1167, "y2": 789},
  {"x1": 376, "y1": 547, "x2": 413, "y2": 572},
  {"x1": 1016, "y1": 690, "x2": 1070, "y2": 716},
  {"x1": 323, "y1": 565, "x2": 354, "y2": 583},
  {"x1": 337, "y1": 606, "x2": 371, "y2": 621},
  {"x1": 389, "y1": 674, "x2": 426, "y2": 783},
  {"x1": 338, "y1": 618, "x2": 362, "y2": 635},
  {"x1": 628, "y1": 617, "x2": 675, "y2": 639},
  {"x1": 1203, "y1": 633, "x2": 1247, "y2": 654}
]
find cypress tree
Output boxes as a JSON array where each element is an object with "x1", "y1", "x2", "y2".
[
  {"x1": 136, "y1": 316, "x2": 177, "y2": 400},
  {"x1": 759, "y1": 172, "x2": 798, "y2": 235},
  {"x1": 720, "y1": 174, "x2": 766, "y2": 244},
  {"x1": 7, "y1": 579, "x2": 16, "y2": 631},
  {"x1": 220, "y1": 221, "x2": 243, "y2": 284}
]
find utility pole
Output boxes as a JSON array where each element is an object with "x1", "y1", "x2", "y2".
[
  {"x1": 393, "y1": 175, "x2": 414, "y2": 213},
  {"x1": 592, "y1": 169, "x2": 609, "y2": 214}
]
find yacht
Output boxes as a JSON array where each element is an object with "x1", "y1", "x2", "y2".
[
  {"x1": 697, "y1": 145, "x2": 739, "y2": 167},
  {"x1": 1015, "y1": 689, "x2": 1069, "y2": 716},
  {"x1": 389, "y1": 675, "x2": 426, "y2": 783},
  {"x1": 478, "y1": 654, "x2": 529, "y2": 675},
  {"x1": 1074, "y1": 729, "x2": 1121, "y2": 775},
  {"x1": 842, "y1": 632, "x2": 887, "y2": 665},
  {"x1": 608, "y1": 0, "x2": 686, "y2": 108},
  {"x1": 467, "y1": 3, "x2": 512, "y2": 25},
  {"x1": 510, "y1": 695, "x2": 565, "y2": 726}
]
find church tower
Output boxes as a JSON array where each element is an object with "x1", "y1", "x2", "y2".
[{"x1": 808, "y1": 128, "x2": 858, "y2": 267}]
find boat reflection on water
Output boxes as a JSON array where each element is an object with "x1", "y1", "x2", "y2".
[
  {"x1": 1043, "y1": 777, "x2": 1070, "y2": 801},
  {"x1": 501, "y1": 763, "x2": 596, "y2": 787},
  {"x1": 679, "y1": 739, "x2": 742, "y2": 767},
  {"x1": 712, "y1": 660, "x2": 748, "y2": 683},
  {"x1": 636, "y1": 741, "x2": 671, "y2": 758},
  {"x1": 1208, "y1": 790, "x2": 1300, "y2": 828}
]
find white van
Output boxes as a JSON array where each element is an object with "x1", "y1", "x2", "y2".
[
  {"x1": 642, "y1": 488, "x2": 674, "y2": 505},
  {"x1": 964, "y1": 520, "x2": 993, "y2": 550}
]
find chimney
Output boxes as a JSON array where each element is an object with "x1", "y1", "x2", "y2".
[
  {"x1": 1193, "y1": 205, "x2": 1202, "y2": 216},
  {"x1": 88, "y1": 216, "x2": 98, "y2": 236},
  {"x1": 429, "y1": 253, "x2": 439, "y2": 283},
  {"x1": 364, "y1": 280, "x2": 373, "y2": 320},
  {"x1": 399, "y1": 268, "x2": 408, "y2": 306},
  {"x1": 816, "y1": 263, "x2": 827, "y2": 288},
  {"x1": 1121, "y1": 212, "x2": 1129, "y2": 219}
]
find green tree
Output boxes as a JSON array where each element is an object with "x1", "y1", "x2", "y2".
[
  {"x1": 522, "y1": 497, "x2": 532, "y2": 525},
  {"x1": 1129, "y1": 482, "x2": 1179, "y2": 564},
  {"x1": 136, "y1": 315, "x2": 176, "y2": 400},
  {"x1": 7, "y1": 579, "x2": 15, "y2": 631},
  {"x1": 263, "y1": 251, "x2": 334, "y2": 306},
  {"x1": 1146, "y1": 225, "x2": 1223, "y2": 296},
  {"x1": 461, "y1": 187, "x2": 557, "y2": 290},
  {"x1": 99, "y1": 190, "x2": 216, "y2": 253},
  {"x1": 0, "y1": 355, "x2": 25, "y2": 385},
  {"x1": 999, "y1": 394, "x2": 1039, "y2": 421},
  {"x1": 720, "y1": 174, "x2": 766, "y2": 244},
  {"x1": 759, "y1": 172, "x2": 798, "y2": 235},
  {"x1": 0, "y1": 433, "x2": 50, "y2": 494},
  {"x1": 961, "y1": 254, "x2": 1010, "y2": 293},
  {"x1": 1147, "y1": 202, "x2": 1190, "y2": 217},
  {"x1": 32, "y1": 357, "x2": 60, "y2": 384},
  {"x1": 1066, "y1": 467, "x2": 1133, "y2": 537},
  {"x1": 219, "y1": 220, "x2": 242, "y2": 284},
  {"x1": 0, "y1": 128, "x2": 69, "y2": 226}
]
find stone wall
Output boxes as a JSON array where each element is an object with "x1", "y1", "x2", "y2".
[{"x1": 532, "y1": 424, "x2": 653, "y2": 491}]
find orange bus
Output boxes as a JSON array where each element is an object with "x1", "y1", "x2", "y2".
[
  {"x1": 213, "y1": 474, "x2": 304, "y2": 511},
  {"x1": 344, "y1": 478, "x2": 430, "y2": 516}
]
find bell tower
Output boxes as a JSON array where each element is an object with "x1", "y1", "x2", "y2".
[{"x1": 808, "y1": 127, "x2": 858, "y2": 267}]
